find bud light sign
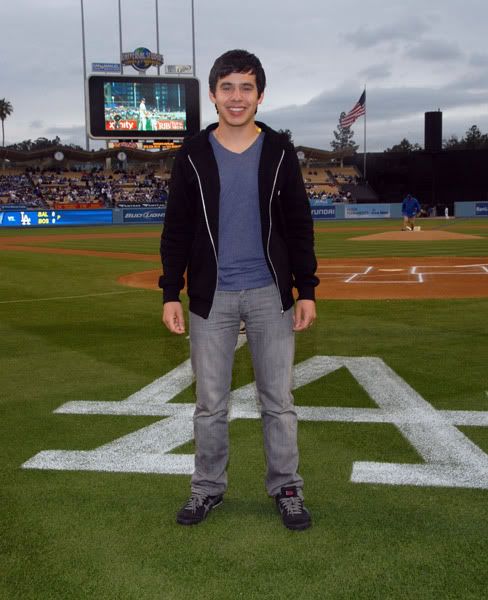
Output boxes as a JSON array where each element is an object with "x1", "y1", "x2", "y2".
[{"x1": 122, "y1": 208, "x2": 166, "y2": 223}]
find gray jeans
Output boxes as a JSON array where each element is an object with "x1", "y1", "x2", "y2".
[{"x1": 189, "y1": 283, "x2": 304, "y2": 497}]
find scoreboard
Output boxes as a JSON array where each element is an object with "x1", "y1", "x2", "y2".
[{"x1": 0, "y1": 210, "x2": 113, "y2": 227}]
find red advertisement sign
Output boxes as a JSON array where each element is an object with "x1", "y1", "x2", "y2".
[{"x1": 105, "y1": 120, "x2": 184, "y2": 131}]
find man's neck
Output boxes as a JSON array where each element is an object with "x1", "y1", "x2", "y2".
[{"x1": 213, "y1": 121, "x2": 261, "y2": 154}]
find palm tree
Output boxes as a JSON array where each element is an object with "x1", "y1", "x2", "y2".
[{"x1": 0, "y1": 99, "x2": 14, "y2": 147}]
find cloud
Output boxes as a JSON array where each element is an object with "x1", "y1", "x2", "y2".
[
  {"x1": 259, "y1": 76, "x2": 488, "y2": 151},
  {"x1": 405, "y1": 39, "x2": 462, "y2": 62},
  {"x1": 359, "y1": 63, "x2": 391, "y2": 81},
  {"x1": 469, "y1": 52, "x2": 488, "y2": 67},
  {"x1": 343, "y1": 17, "x2": 429, "y2": 49},
  {"x1": 44, "y1": 125, "x2": 87, "y2": 146},
  {"x1": 445, "y1": 69, "x2": 488, "y2": 93},
  {"x1": 45, "y1": 125, "x2": 86, "y2": 137},
  {"x1": 3, "y1": 0, "x2": 488, "y2": 153}
]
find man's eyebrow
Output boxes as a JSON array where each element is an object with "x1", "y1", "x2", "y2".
[{"x1": 218, "y1": 81, "x2": 256, "y2": 87}]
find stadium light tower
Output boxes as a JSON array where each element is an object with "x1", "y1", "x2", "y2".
[
  {"x1": 156, "y1": 0, "x2": 161, "y2": 75},
  {"x1": 80, "y1": 0, "x2": 89, "y2": 150},
  {"x1": 191, "y1": 0, "x2": 196, "y2": 75},
  {"x1": 118, "y1": 0, "x2": 123, "y2": 75}
]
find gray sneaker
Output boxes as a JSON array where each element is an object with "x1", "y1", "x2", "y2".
[
  {"x1": 275, "y1": 486, "x2": 311, "y2": 531},
  {"x1": 176, "y1": 493, "x2": 223, "y2": 525}
]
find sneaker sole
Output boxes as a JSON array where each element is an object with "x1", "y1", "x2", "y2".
[
  {"x1": 176, "y1": 498, "x2": 223, "y2": 526},
  {"x1": 283, "y1": 519, "x2": 312, "y2": 531}
]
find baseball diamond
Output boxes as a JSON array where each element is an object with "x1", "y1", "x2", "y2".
[{"x1": 2, "y1": 219, "x2": 487, "y2": 599}]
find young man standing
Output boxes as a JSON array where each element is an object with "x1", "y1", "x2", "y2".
[{"x1": 160, "y1": 50, "x2": 319, "y2": 530}]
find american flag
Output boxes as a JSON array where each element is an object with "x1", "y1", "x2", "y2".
[{"x1": 340, "y1": 90, "x2": 366, "y2": 128}]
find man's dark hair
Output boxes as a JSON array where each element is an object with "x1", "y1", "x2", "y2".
[{"x1": 209, "y1": 49, "x2": 266, "y2": 96}]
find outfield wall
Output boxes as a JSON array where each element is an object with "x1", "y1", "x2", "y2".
[
  {"x1": 455, "y1": 201, "x2": 488, "y2": 217},
  {"x1": 1, "y1": 202, "x2": 485, "y2": 227},
  {"x1": 0, "y1": 207, "x2": 166, "y2": 228},
  {"x1": 310, "y1": 203, "x2": 403, "y2": 220},
  {"x1": 0, "y1": 209, "x2": 114, "y2": 227}
]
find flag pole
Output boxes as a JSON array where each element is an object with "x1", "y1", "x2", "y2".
[
  {"x1": 155, "y1": 0, "x2": 160, "y2": 75},
  {"x1": 363, "y1": 85, "x2": 367, "y2": 181}
]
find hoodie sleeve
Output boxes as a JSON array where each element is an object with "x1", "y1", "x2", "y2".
[
  {"x1": 159, "y1": 150, "x2": 195, "y2": 303},
  {"x1": 281, "y1": 145, "x2": 319, "y2": 301}
]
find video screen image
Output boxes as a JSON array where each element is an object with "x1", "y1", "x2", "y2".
[{"x1": 104, "y1": 81, "x2": 186, "y2": 132}]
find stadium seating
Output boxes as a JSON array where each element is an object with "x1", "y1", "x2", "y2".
[
  {"x1": 1, "y1": 162, "x2": 366, "y2": 208},
  {"x1": 0, "y1": 168, "x2": 169, "y2": 209}
]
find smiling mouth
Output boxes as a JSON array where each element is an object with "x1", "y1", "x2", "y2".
[{"x1": 227, "y1": 107, "x2": 246, "y2": 113}]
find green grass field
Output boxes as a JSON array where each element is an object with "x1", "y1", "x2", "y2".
[{"x1": 1, "y1": 219, "x2": 488, "y2": 599}]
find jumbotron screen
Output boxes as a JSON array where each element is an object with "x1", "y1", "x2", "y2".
[
  {"x1": 104, "y1": 81, "x2": 186, "y2": 132},
  {"x1": 88, "y1": 75, "x2": 200, "y2": 139}
]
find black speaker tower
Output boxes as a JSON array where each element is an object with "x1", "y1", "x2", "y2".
[{"x1": 425, "y1": 111, "x2": 442, "y2": 152}]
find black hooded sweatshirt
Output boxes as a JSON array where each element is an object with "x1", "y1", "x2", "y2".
[{"x1": 159, "y1": 121, "x2": 319, "y2": 319}]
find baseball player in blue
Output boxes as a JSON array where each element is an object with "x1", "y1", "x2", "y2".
[{"x1": 402, "y1": 194, "x2": 421, "y2": 230}]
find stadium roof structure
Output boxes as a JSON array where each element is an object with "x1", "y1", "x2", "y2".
[
  {"x1": 0, "y1": 146, "x2": 177, "y2": 163},
  {"x1": 294, "y1": 145, "x2": 355, "y2": 162},
  {"x1": 0, "y1": 144, "x2": 355, "y2": 166}
]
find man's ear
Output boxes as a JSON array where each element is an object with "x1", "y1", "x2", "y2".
[
  {"x1": 254, "y1": 92, "x2": 264, "y2": 114},
  {"x1": 208, "y1": 89, "x2": 219, "y2": 114}
]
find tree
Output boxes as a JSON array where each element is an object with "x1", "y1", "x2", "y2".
[
  {"x1": 464, "y1": 125, "x2": 488, "y2": 148},
  {"x1": 443, "y1": 134, "x2": 461, "y2": 150},
  {"x1": 0, "y1": 98, "x2": 13, "y2": 147},
  {"x1": 385, "y1": 138, "x2": 422, "y2": 152},
  {"x1": 277, "y1": 128, "x2": 294, "y2": 144},
  {"x1": 330, "y1": 113, "x2": 359, "y2": 152},
  {"x1": 443, "y1": 125, "x2": 488, "y2": 150},
  {"x1": 6, "y1": 136, "x2": 84, "y2": 152}
]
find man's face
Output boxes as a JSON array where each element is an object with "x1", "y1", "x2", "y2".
[{"x1": 209, "y1": 71, "x2": 264, "y2": 128}]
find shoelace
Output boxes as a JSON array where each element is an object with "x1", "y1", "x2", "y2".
[
  {"x1": 184, "y1": 494, "x2": 206, "y2": 513},
  {"x1": 278, "y1": 496, "x2": 304, "y2": 516}
]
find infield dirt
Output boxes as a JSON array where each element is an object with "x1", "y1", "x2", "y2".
[
  {"x1": 2, "y1": 231, "x2": 487, "y2": 300},
  {"x1": 119, "y1": 257, "x2": 488, "y2": 300}
]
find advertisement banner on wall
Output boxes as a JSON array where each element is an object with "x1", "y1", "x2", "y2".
[
  {"x1": 475, "y1": 202, "x2": 488, "y2": 216},
  {"x1": 0, "y1": 209, "x2": 113, "y2": 227},
  {"x1": 122, "y1": 208, "x2": 166, "y2": 223},
  {"x1": 345, "y1": 204, "x2": 391, "y2": 219},
  {"x1": 310, "y1": 205, "x2": 336, "y2": 220}
]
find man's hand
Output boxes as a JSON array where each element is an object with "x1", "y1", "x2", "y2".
[
  {"x1": 293, "y1": 299, "x2": 316, "y2": 332},
  {"x1": 162, "y1": 301, "x2": 186, "y2": 335}
]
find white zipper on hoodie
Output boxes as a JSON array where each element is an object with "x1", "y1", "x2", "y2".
[
  {"x1": 187, "y1": 154, "x2": 219, "y2": 290},
  {"x1": 267, "y1": 149, "x2": 286, "y2": 313}
]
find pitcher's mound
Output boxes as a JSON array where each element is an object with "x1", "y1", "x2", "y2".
[{"x1": 351, "y1": 230, "x2": 482, "y2": 241}]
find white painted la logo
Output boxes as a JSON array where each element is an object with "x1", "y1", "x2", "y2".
[{"x1": 22, "y1": 353, "x2": 488, "y2": 489}]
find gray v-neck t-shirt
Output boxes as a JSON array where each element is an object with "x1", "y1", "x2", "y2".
[{"x1": 209, "y1": 132, "x2": 273, "y2": 291}]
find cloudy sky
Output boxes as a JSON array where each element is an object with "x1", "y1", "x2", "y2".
[{"x1": 2, "y1": 0, "x2": 488, "y2": 151}]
